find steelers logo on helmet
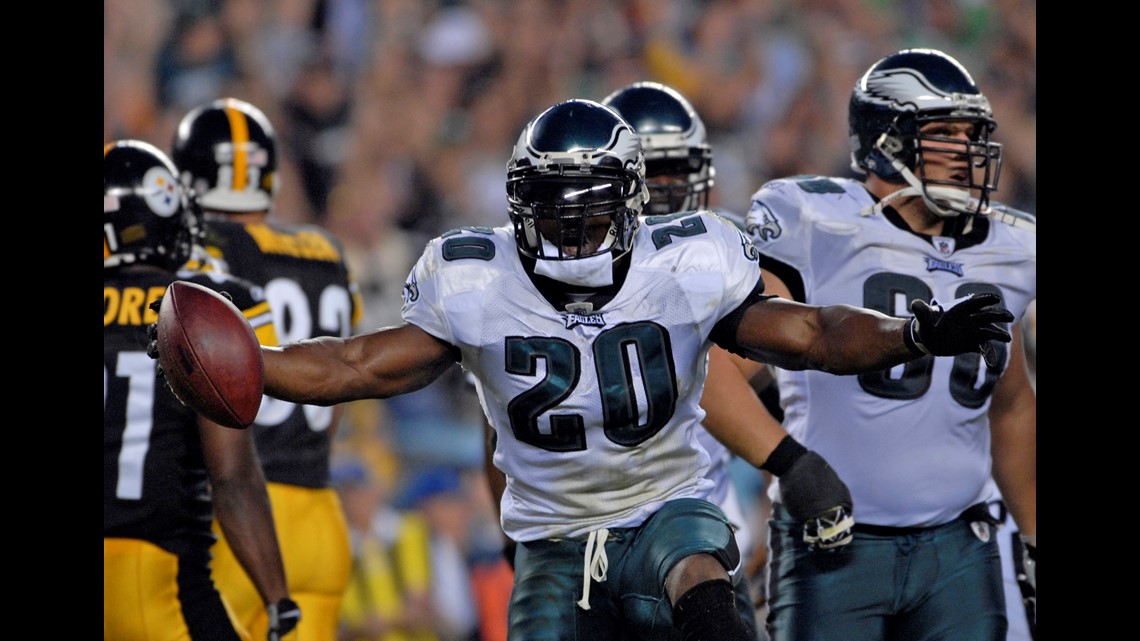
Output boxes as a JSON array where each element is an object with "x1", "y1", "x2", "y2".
[
  {"x1": 104, "y1": 139, "x2": 203, "y2": 271},
  {"x1": 142, "y1": 165, "x2": 182, "y2": 218}
]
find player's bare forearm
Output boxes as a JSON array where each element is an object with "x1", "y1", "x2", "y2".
[
  {"x1": 200, "y1": 419, "x2": 289, "y2": 604},
  {"x1": 263, "y1": 323, "x2": 456, "y2": 405},
  {"x1": 700, "y1": 346, "x2": 787, "y2": 468},
  {"x1": 735, "y1": 298, "x2": 912, "y2": 375},
  {"x1": 989, "y1": 325, "x2": 1036, "y2": 538}
]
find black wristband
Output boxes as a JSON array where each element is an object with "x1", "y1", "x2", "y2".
[{"x1": 760, "y1": 435, "x2": 808, "y2": 477}]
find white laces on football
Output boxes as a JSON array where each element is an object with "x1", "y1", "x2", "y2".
[{"x1": 576, "y1": 528, "x2": 610, "y2": 610}]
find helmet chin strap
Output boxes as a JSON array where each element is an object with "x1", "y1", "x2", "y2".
[
  {"x1": 533, "y1": 250, "x2": 616, "y2": 287},
  {"x1": 860, "y1": 150, "x2": 980, "y2": 219},
  {"x1": 531, "y1": 223, "x2": 619, "y2": 288}
]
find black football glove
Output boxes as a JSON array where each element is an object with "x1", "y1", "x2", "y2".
[
  {"x1": 763, "y1": 436, "x2": 854, "y2": 552},
  {"x1": 1013, "y1": 534, "x2": 1036, "y2": 638},
  {"x1": 905, "y1": 293, "x2": 1014, "y2": 368},
  {"x1": 145, "y1": 300, "x2": 170, "y2": 393},
  {"x1": 146, "y1": 298, "x2": 163, "y2": 362},
  {"x1": 267, "y1": 597, "x2": 301, "y2": 641}
]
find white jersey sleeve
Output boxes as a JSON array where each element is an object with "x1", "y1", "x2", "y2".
[{"x1": 746, "y1": 176, "x2": 1036, "y2": 527}]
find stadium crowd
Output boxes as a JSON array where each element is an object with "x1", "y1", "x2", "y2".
[{"x1": 105, "y1": 2, "x2": 1035, "y2": 640}]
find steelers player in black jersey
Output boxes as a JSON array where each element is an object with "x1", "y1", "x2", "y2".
[
  {"x1": 104, "y1": 140, "x2": 299, "y2": 640},
  {"x1": 172, "y1": 98, "x2": 362, "y2": 641}
]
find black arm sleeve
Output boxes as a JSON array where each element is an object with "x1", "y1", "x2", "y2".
[
  {"x1": 757, "y1": 254, "x2": 805, "y2": 303},
  {"x1": 709, "y1": 279, "x2": 773, "y2": 356}
]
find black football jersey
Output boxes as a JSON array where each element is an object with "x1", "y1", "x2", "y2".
[
  {"x1": 200, "y1": 219, "x2": 361, "y2": 488},
  {"x1": 104, "y1": 267, "x2": 272, "y2": 552}
]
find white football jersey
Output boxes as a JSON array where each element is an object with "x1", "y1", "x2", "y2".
[
  {"x1": 746, "y1": 176, "x2": 1036, "y2": 527},
  {"x1": 402, "y1": 211, "x2": 763, "y2": 541}
]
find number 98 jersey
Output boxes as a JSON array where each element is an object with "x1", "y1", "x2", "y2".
[
  {"x1": 747, "y1": 175, "x2": 1036, "y2": 527},
  {"x1": 403, "y1": 211, "x2": 762, "y2": 542},
  {"x1": 198, "y1": 219, "x2": 362, "y2": 487}
]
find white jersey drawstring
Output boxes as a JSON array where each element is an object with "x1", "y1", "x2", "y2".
[{"x1": 576, "y1": 528, "x2": 610, "y2": 610}]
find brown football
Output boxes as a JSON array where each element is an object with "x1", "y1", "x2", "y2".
[{"x1": 156, "y1": 280, "x2": 264, "y2": 429}]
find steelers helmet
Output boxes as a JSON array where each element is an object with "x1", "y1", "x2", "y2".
[
  {"x1": 104, "y1": 140, "x2": 201, "y2": 270},
  {"x1": 172, "y1": 97, "x2": 279, "y2": 213}
]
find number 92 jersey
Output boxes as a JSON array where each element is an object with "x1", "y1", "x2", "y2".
[
  {"x1": 402, "y1": 211, "x2": 762, "y2": 542},
  {"x1": 747, "y1": 175, "x2": 1036, "y2": 527}
]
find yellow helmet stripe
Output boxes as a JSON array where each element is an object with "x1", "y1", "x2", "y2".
[{"x1": 224, "y1": 100, "x2": 249, "y2": 191}]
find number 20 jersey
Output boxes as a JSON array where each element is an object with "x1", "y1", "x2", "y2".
[
  {"x1": 402, "y1": 211, "x2": 762, "y2": 542},
  {"x1": 747, "y1": 176, "x2": 1036, "y2": 527}
]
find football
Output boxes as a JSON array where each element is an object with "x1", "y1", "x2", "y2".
[{"x1": 156, "y1": 280, "x2": 265, "y2": 428}]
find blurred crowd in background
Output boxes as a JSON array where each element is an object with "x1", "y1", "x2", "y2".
[{"x1": 104, "y1": 1, "x2": 1035, "y2": 639}]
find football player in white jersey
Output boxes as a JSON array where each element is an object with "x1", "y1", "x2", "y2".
[
  {"x1": 602, "y1": 81, "x2": 789, "y2": 629},
  {"x1": 744, "y1": 49, "x2": 1036, "y2": 641},
  {"x1": 153, "y1": 98, "x2": 1013, "y2": 641}
]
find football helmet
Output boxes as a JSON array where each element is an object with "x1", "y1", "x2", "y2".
[
  {"x1": 849, "y1": 48, "x2": 1002, "y2": 217},
  {"x1": 506, "y1": 99, "x2": 648, "y2": 265},
  {"x1": 172, "y1": 97, "x2": 279, "y2": 214},
  {"x1": 602, "y1": 82, "x2": 714, "y2": 216},
  {"x1": 104, "y1": 140, "x2": 201, "y2": 270}
]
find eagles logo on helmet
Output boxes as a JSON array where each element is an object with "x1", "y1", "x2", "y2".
[{"x1": 848, "y1": 48, "x2": 1003, "y2": 217}]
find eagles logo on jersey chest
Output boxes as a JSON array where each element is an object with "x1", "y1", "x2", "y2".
[
  {"x1": 924, "y1": 256, "x2": 964, "y2": 277},
  {"x1": 562, "y1": 311, "x2": 606, "y2": 329}
]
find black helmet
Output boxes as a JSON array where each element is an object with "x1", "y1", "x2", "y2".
[
  {"x1": 602, "y1": 82, "x2": 713, "y2": 216},
  {"x1": 506, "y1": 99, "x2": 648, "y2": 262},
  {"x1": 849, "y1": 48, "x2": 1002, "y2": 217},
  {"x1": 172, "y1": 97, "x2": 279, "y2": 214},
  {"x1": 104, "y1": 140, "x2": 201, "y2": 270}
]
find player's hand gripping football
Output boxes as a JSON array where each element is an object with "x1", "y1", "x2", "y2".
[
  {"x1": 905, "y1": 293, "x2": 1014, "y2": 367},
  {"x1": 145, "y1": 291, "x2": 234, "y2": 366},
  {"x1": 146, "y1": 298, "x2": 167, "y2": 377}
]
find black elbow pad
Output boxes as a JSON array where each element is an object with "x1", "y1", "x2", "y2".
[{"x1": 709, "y1": 282, "x2": 773, "y2": 356}]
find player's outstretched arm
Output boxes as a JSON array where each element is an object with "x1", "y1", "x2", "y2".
[
  {"x1": 732, "y1": 293, "x2": 1012, "y2": 375},
  {"x1": 263, "y1": 323, "x2": 458, "y2": 406}
]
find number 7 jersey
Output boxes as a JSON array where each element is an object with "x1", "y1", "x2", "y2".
[
  {"x1": 747, "y1": 175, "x2": 1036, "y2": 527},
  {"x1": 402, "y1": 211, "x2": 762, "y2": 542}
]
